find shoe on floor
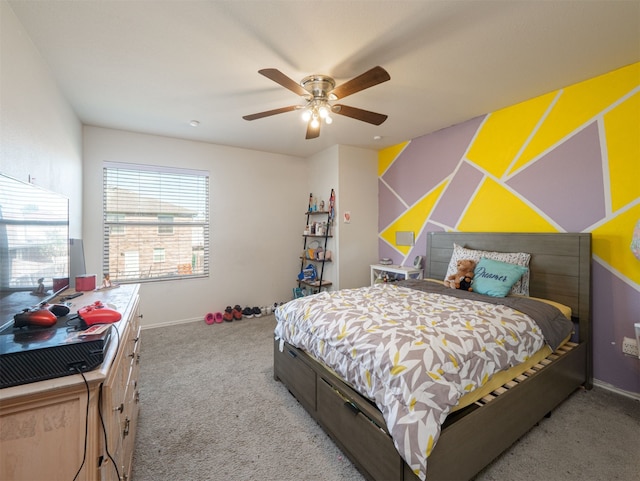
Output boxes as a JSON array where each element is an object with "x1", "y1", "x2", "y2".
[
  {"x1": 223, "y1": 306, "x2": 234, "y2": 322},
  {"x1": 233, "y1": 305, "x2": 243, "y2": 320},
  {"x1": 214, "y1": 312, "x2": 224, "y2": 323},
  {"x1": 242, "y1": 307, "x2": 254, "y2": 319},
  {"x1": 252, "y1": 307, "x2": 262, "y2": 318}
]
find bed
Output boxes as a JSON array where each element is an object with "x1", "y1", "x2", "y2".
[{"x1": 273, "y1": 232, "x2": 592, "y2": 481}]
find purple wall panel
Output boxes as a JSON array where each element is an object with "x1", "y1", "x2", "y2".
[
  {"x1": 430, "y1": 161, "x2": 484, "y2": 228},
  {"x1": 377, "y1": 223, "x2": 444, "y2": 268},
  {"x1": 378, "y1": 238, "x2": 400, "y2": 265},
  {"x1": 382, "y1": 116, "x2": 485, "y2": 206},
  {"x1": 592, "y1": 261, "x2": 640, "y2": 392},
  {"x1": 413, "y1": 223, "x2": 444, "y2": 269},
  {"x1": 506, "y1": 122, "x2": 606, "y2": 232},
  {"x1": 378, "y1": 91, "x2": 638, "y2": 392},
  {"x1": 378, "y1": 178, "x2": 409, "y2": 231}
]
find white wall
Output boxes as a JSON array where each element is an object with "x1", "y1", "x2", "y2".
[
  {"x1": 83, "y1": 126, "x2": 307, "y2": 327},
  {"x1": 337, "y1": 145, "x2": 378, "y2": 289},
  {"x1": 0, "y1": 1, "x2": 83, "y2": 237},
  {"x1": 2, "y1": 1, "x2": 379, "y2": 328},
  {"x1": 307, "y1": 146, "x2": 340, "y2": 288},
  {"x1": 306, "y1": 145, "x2": 379, "y2": 291}
]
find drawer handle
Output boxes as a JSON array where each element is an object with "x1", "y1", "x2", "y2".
[
  {"x1": 287, "y1": 350, "x2": 298, "y2": 359},
  {"x1": 344, "y1": 400, "x2": 360, "y2": 416},
  {"x1": 123, "y1": 417, "x2": 130, "y2": 437}
]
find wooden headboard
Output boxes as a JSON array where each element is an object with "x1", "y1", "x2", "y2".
[{"x1": 426, "y1": 232, "x2": 592, "y2": 380}]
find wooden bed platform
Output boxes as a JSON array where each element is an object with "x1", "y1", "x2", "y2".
[{"x1": 274, "y1": 232, "x2": 592, "y2": 481}]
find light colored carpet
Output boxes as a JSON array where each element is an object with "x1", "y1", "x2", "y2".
[{"x1": 132, "y1": 315, "x2": 640, "y2": 481}]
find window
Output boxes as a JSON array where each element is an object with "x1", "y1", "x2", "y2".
[
  {"x1": 107, "y1": 214, "x2": 125, "y2": 235},
  {"x1": 153, "y1": 248, "x2": 166, "y2": 263},
  {"x1": 103, "y1": 162, "x2": 209, "y2": 283},
  {"x1": 157, "y1": 215, "x2": 174, "y2": 235}
]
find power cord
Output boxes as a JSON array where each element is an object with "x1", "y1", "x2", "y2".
[
  {"x1": 71, "y1": 324, "x2": 123, "y2": 480},
  {"x1": 72, "y1": 368, "x2": 90, "y2": 481},
  {"x1": 98, "y1": 383, "x2": 122, "y2": 481},
  {"x1": 96, "y1": 323, "x2": 122, "y2": 480},
  {"x1": 108, "y1": 324, "x2": 121, "y2": 369}
]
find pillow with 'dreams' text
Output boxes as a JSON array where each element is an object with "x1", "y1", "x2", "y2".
[
  {"x1": 473, "y1": 257, "x2": 529, "y2": 298},
  {"x1": 444, "y1": 243, "x2": 531, "y2": 296}
]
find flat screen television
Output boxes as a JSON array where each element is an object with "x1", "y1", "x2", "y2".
[{"x1": 0, "y1": 173, "x2": 70, "y2": 328}]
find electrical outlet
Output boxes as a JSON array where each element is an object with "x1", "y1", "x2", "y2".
[{"x1": 622, "y1": 337, "x2": 639, "y2": 358}]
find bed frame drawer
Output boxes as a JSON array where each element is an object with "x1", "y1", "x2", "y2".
[
  {"x1": 317, "y1": 377, "x2": 403, "y2": 481},
  {"x1": 273, "y1": 341, "x2": 316, "y2": 411}
]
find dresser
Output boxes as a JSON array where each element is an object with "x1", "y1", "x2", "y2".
[{"x1": 0, "y1": 284, "x2": 141, "y2": 481}]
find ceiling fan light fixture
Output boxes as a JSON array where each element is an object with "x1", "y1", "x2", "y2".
[{"x1": 244, "y1": 66, "x2": 390, "y2": 139}]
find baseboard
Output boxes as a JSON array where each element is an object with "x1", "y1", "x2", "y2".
[
  {"x1": 140, "y1": 312, "x2": 276, "y2": 330},
  {"x1": 593, "y1": 379, "x2": 640, "y2": 401},
  {"x1": 141, "y1": 317, "x2": 201, "y2": 330}
]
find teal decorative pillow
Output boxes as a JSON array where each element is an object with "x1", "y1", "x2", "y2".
[
  {"x1": 473, "y1": 257, "x2": 529, "y2": 297},
  {"x1": 444, "y1": 244, "x2": 531, "y2": 296}
]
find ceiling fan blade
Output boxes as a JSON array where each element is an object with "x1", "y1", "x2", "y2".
[
  {"x1": 258, "y1": 68, "x2": 308, "y2": 96},
  {"x1": 305, "y1": 120, "x2": 320, "y2": 139},
  {"x1": 330, "y1": 66, "x2": 390, "y2": 100},
  {"x1": 243, "y1": 105, "x2": 299, "y2": 121},
  {"x1": 332, "y1": 104, "x2": 388, "y2": 125}
]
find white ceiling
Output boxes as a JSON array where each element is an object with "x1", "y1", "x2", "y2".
[{"x1": 7, "y1": 0, "x2": 640, "y2": 158}]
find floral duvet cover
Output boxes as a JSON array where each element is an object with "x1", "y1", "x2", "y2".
[{"x1": 274, "y1": 281, "x2": 572, "y2": 480}]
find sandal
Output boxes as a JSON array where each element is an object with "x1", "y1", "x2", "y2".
[
  {"x1": 233, "y1": 305, "x2": 243, "y2": 320},
  {"x1": 223, "y1": 306, "x2": 234, "y2": 322},
  {"x1": 214, "y1": 312, "x2": 224, "y2": 323}
]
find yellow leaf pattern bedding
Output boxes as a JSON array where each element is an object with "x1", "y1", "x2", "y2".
[{"x1": 274, "y1": 282, "x2": 567, "y2": 480}]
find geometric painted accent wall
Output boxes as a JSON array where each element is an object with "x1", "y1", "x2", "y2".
[{"x1": 378, "y1": 62, "x2": 640, "y2": 394}]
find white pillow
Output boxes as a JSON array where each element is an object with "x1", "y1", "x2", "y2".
[{"x1": 445, "y1": 243, "x2": 531, "y2": 296}]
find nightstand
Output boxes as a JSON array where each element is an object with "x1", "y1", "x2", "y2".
[{"x1": 370, "y1": 264, "x2": 423, "y2": 286}]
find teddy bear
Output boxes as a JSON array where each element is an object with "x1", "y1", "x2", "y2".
[{"x1": 444, "y1": 259, "x2": 476, "y2": 291}]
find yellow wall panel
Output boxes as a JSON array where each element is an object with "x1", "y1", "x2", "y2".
[
  {"x1": 467, "y1": 92, "x2": 556, "y2": 178},
  {"x1": 381, "y1": 181, "x2": 446, "y2": 254},
  {"x1": 457, "y1": 178, "x2": 557, "y2": 232},
  {"x1": 377, "y1": 63, "x2": 640, "y2": 393},
  {"x1": 515, "y1": 63, "x2": 640, "y2": 171},
  {"x1": 592, "y1": 203, "x2": 640, "y2": 284},
  {"x1": 378, "y1": 141, "x2": 409, "y2": 176},
  {"x1": 603, "y1": 91, "x2": 640, "y2": 212}
]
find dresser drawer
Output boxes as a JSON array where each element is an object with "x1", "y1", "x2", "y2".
[
  {"x1": 317, "y1": 377, "x2": 403, "y2": 481},
  {"x1": 273, "y1": 341, "x2": 316, "y2": 411}
]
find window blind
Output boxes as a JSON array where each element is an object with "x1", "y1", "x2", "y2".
[{"x1": 102, "y1": 163, "x2": 209, "y2": 283}]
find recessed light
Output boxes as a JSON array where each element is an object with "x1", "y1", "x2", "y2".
[
  {"x1": 373, "y1": 135, "x2": 382, "y2": 140},
  {"x1": 189, "y1": 120, "x2": 200, "y2": 127}
]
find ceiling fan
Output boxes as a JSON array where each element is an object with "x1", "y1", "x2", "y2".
[{"x1": 243, "y1": 66, "x2": 390, "y2": 139}]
